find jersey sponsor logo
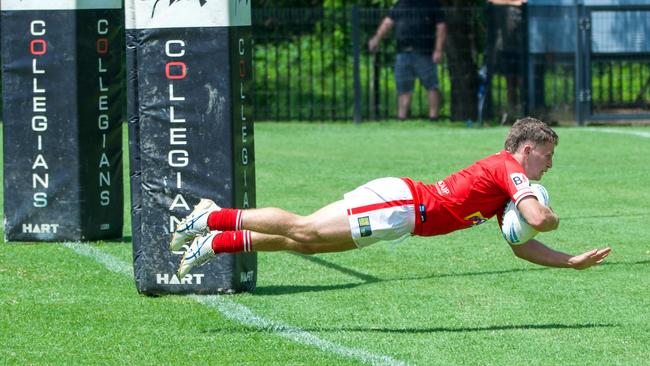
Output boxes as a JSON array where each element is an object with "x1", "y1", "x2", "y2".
[
  {"x1": 436, "y1": 180, "x2": 450, "y2": 195},
  {"x1": 464, "y1": 211, "x2": 488, "y2": 226},
  {"x1": 358, "y1": 216, "x2": 372, "y2": 237},
  {"x1": 510, "y1": 173, "x2": 529, "y2": 190}
]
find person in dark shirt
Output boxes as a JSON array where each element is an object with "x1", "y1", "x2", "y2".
[
  {"x1": 486, "y1": 0, "x2": 527, "y2": 120},
  {"x1": 368, "y1": 0, "x2": 447, "y2": 121}
]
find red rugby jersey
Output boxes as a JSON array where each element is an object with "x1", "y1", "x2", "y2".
[{"x1": 402, "y1": 150, "x2": 535, "y2": 236}]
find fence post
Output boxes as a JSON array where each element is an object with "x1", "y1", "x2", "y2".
[
  {"x1": 575, "y1": 0, "x2": 590, "y2": 126},
  {"x1": 352, "y1": 5, "x2": 362, "y2": 124}
]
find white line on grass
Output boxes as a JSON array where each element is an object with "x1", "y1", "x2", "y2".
[
  {"x1": 63, "y1": 242, "x2": 409, "y2": 366},
  {"x1": 192, "y1": 295, "x2": 408, "y2": 366},
  {"x1": 584, "y1": 128, "x2": 650, "y2": 139},
  {"x1": 63, "y1": 242, "x2": 132, "y2": 276}
]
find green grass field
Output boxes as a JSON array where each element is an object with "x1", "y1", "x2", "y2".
[{"x1": 1, "y1": 122, "x2": 650, "y2": 365}]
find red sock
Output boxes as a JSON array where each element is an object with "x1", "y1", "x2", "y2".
[
  {"x1": 207, "y1": 208, "x2": 242, "y2": 231},
  {"x1": 211, "y1": 230, "x2": 252, "y2": 253}
]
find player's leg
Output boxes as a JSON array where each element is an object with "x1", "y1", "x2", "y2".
[
  {"x1": 176, "y1": 177, "x2": 415, "y2": 276},
  {"x1": 171, "y1": 198, "x2": 354, "y2": 251},
  {"x1": 169, "y1": 198, "x2": 221, "y2": 251},
  {"x1": 198, "y1": 200, "x2": 354, "y2": 251},
  {"x1": 177, "y1": 201, "x2": 355, "y2": 277},
  {"x1": 240, "y1": 200, "x2": 356, "y2": 253},
  {"x1": 248, "y1": 231, "x2": 355, "y2": 254}
]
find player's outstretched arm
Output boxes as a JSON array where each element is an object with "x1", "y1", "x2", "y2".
[
  {"x1": 510, "y1": 239, "x2": 611, "y2": 270},
  {"x1": 567, "y1": 247, "x2": 612, "y2": 270}
]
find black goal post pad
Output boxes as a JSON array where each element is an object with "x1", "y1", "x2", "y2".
[
  {"x1": 1, "y1": 0, "x2": 124, "y2": 242},
  {"x1": 126, "y1": 0, "x2": 256, "y2": 295}
]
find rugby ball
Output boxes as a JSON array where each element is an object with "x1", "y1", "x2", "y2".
[{"x1": 501, "y1": 184, "x2": 550, "y2": 244}]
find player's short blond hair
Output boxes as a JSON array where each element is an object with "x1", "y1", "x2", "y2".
[{"x1": 504, "y1": 117, "x2": 559, "y2": 153}]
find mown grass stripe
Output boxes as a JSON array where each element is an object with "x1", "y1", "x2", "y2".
[{"x1": 62, "y1": 242, "x2": 409, "y2": 366}]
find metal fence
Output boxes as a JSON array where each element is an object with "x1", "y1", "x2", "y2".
[
  {"x1": 576, "y1": 4, "x2": 650, "y2": 123},
  {"x1": 252, "y1": 6, "x2": 471, "y2": 122},
  {"x1": 252, "y1": 7, "x2": 358, "y2": 121},
  {"x1": 529, "y1": 3, "x2": 650, "y2": 124},
  {"x1": 251, "y1": 5, "x2": 650, "y2": 124}
]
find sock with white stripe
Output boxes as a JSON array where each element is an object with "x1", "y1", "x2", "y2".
[
  {"x1": 207, "y1": 208, "x2": 243, "y2": 231},
  {"x1": 210, "y1": 230, "x2": 252, "y2": 253}
]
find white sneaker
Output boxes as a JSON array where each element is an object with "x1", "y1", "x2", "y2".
[
  {"x1": 177, "y1": 232, "x2": 219, "y2": 278},
  {"x1": 169, "y1": 199, "x2": 219, "y2": 252}
]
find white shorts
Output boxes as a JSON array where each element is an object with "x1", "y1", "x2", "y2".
[{"x1": 343, "y1": 177, "x2": 416, "y2": 248}]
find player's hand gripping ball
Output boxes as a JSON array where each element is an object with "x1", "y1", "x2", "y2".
[{"x1": 501, "y1": 184, "x2": 550, "y2": 244}]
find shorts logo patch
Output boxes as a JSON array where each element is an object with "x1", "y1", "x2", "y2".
[{"x1": 358, "y1": 216, "x2": 372, "y2": 237}]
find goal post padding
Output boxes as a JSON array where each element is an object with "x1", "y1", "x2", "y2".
[
  {"x1": 1, "y1": 0, "x2": 124, "y2": 241},
  {"x1": 126, "y1": 0, "x2": 256, "y2": 295}
]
